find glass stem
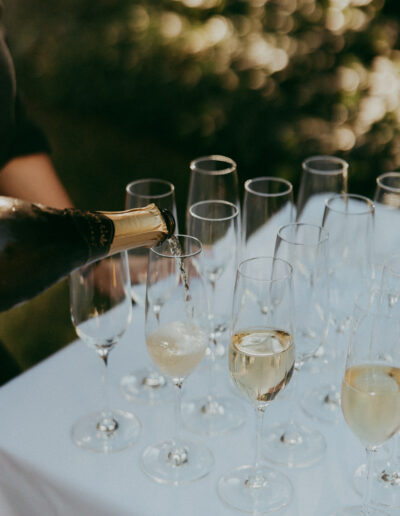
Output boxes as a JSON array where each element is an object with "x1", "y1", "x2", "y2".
[
  {"x1": 172, "y1": 379, "x2": 183, "y2": 440},
  {"x1": 287, "y1": 366, "x2": 298, "y2": 425},
  {"x1": 167, "y1": 379, "x2": 189, "y2": 467},
  {"x1": 96, "y1": 351, "x2": 118, "y2": 435},
  {"x1": 206, "y1": 281, "x2": 217, "y2": 399},
  {"x1": 362, "y1": 447, "x2": 376, "y2": 513},
  {"x1": 206, "y1": 336, "x2": 217, "y2": 399},
  {"x1": 249, "y1": 404, "x2": 266, "y2": 485},
  {"x1": 99, "y1": 352, "x2": 110, "y2": 415}
]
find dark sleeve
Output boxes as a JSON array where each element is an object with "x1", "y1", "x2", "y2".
[{"x1": 6, "y1": 94, "x2": 51, "y2": 161}]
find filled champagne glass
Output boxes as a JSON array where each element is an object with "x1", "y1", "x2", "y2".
[
  {"x1": 120, "y1": 178, "x2": 177, "y2": 405},
  {"x1": 302, "y1": 194, "x2": 375, "y2": 424},
  {"x1": 182, "y1": 200, "x2": 246, "y2": 435},
  {"x1": 296, "y1": 155, "x2": 349, "y2": 225},
  {"x1": 218, "y1": 257, "x2": 295, "y2": 514},
  {"x1": 263, "y1": 223, "x2": 328, "y2": 468},
  {"x1": 331, "y1": 289, "x2": 400, "y2": 516},
  {"x1": 70, "y1": 252, "x2": 141, "y2": 453},
  {"x1": 242, "y1": 177, "x2": 295, "y2": 261},
  {"x1": 140, "y1": 235, "x2": 214, "y2": 485},
  {"x1": 354, "y1": 253, "x2": 400, "y2": 509}
]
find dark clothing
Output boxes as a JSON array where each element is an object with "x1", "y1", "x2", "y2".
[
  {"x1": 0, "y1": 4, "x2": 50, "y2": 169},
  {"x1": 0, "y1": 3, "x2": 48, "y2": 384},
  {"x1": 0, "y1": 340, "x2": 21, "y2": 386}
]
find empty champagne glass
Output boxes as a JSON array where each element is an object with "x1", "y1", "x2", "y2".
[
  {"x1": 354, "y1": 253, "x2": 400, "y2": 509},
  {"x1": 296, "y1": 156, "x2": 348, "y2": 364},
  {"x1": 331, "y1": 289, "x2": 400, "y2": 516},
  {"x1": 140, "y1": 235, "x2": 214, "y2": 485},
  {"x1": 296, "y1": 155, "x2": 349, "y2": 225},
  {"x1": 263, "y1": 223, "x2": 328, "y2": 468},
  {"x1": 70, "y1": 252, "x2": 141, "y2": 453},
  {"x1": 186, "y1": 155, "x2": 240, "y2": 357},
  {"x1": 242, "y1": 177, "x2": 295, "y2": 261},
  {"x1": 218, "y1": 257, "x2": 295, "y2": 514},
  {"x1": 373, "y1": 172, "x2": 400, "y2": 281},
  {"x1": 302, "y1": 194, "x2": 375, "y2": 424},
  {"x1": 182, "y1": 200, "x2": 246, "y2": 435},
  {"x1": 186, "y1": 155, "x2": 240, "y2": 228},
  {"x1": 120, "y1": 178, "x2": 177, "y2": 404}
]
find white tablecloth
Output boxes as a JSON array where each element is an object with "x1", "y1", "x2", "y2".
[{"x1": 0, "y1": 306, "x2": 397, "y2": 516}]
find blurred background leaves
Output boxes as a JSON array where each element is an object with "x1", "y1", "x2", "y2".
[{"x1": 2, "y1": 0, "x2": 400, "y2": 370}]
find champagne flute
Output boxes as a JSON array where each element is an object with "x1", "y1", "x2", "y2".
[
  {"x1": 296, "y1": 155, "x2": 349, "y2": 224},
  {"x1": 186, "y1": 155, "x2": 240, "y2": 347},
  {"x1": 120, "y1": 178, "x2": 177, "y2": 404},
  {"x1": 354, "y1": 253, "x2": 400, "y2": 509},
  {"x1": 140, "y1": 235, "x2": 214, "y2": 485},
  {"x1": 186, "y1": 155, "x2": 240, "y2": 235},
  {"x1": 373, "y1": 172, "x2": 400, "y2": 281},
  {"x1": 182, "y1": 200, "x2": 246, "y2": 435},
  {"x1": 296, "y1": 156, "x2": 348, "y2": 364},
  {"x1": 242, "y1": 177, "x2": 295, "y2": 261},
  {"x1": 263, "y1": 223, "x2": 328, "y2": 468},
  {"x1": 218, "y1": 257, "x2": 295, "y2": 514},
  {"x1": 70, "y1": 252, "x2": 141, "y2": 453},
  {"x1": 302, "y1": 194, "x2": 375, "y2": 424},
  {"x1": 331, "y1": 289, "x2": 400, "y2": 516}
]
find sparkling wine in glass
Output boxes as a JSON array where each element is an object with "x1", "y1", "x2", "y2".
[
  {"x1": 120, "y1": 178, "x2": 177, "y2": 405},
  {"x1": 296, "y1": 155, "x2": 348, "y2": 225},
  {"x1": 353, "y1": 253, "x2": 400, "y2": 509},
  {"x1": 302, "y1": 194, "x2": 375, "y2": 424},
  {"x1": 218, "y1": 257, "x2": 295, "y2": 514},
  {"x1": 70, "y1": 252, "x2": 141, "y2": 453},
  {"x1": 263, "y1": 223, "x2": 328, "y2": 468},
  {"x1": 182, "y1": 200, "x2": 246, "y2": 436},
  {"x1": 330, "y1": 289, "x2": 400, "y2": 516},
  {"x1": 241, "y1": 177, "x2": 295, "y2": 261},
  {"x1": 140, "y1": 235, "x2": 214, "y2": 485}
]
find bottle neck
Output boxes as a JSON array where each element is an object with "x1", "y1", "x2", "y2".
[{"x1": 100, "y1": 203, "x2": 171, "y2": 254}]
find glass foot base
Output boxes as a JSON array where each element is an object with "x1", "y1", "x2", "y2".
[
  {"x1": 354, "y1": 461, "x2": 400, "y2": 509},
  {"x1": 120, "y1": 368, "x2": 174, "y2": 405},
  {"x1": 71, "y1": 409, "x2": 141, "y2": 453},
  {"x1": 140, "y1": 438, "x2": 214, "y2": 485},
  {"x1": 263, "y1": 420, "x2": 326, "y2": 468},
  {"x1": 330, "y1": 505, "x2": 389, "y2": 515},
  {"x1": 218, "y1": 464, "x2": 293, "y2": 513},
  {"x1": 181, "y1": 395, "x2": 246, "y2": 436},
  {"x1": 301, "y1": 383, "x2": 342, "y2": 424}
]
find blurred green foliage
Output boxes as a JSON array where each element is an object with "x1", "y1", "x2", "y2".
[
  {"x1": 1, "y1": 0, "x2": 400, "y2": 370},
  {"x1": 6, "y1": 0, "x2": 400, "y2": 199}
]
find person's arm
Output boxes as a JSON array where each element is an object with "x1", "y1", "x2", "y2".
[{"x1": 0, "y1": 153, "x2": 74, "y2": 209}]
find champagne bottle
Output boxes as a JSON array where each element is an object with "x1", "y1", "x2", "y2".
[{"x1": 0, "y1": 196, "x2": 175, "y2": 312}]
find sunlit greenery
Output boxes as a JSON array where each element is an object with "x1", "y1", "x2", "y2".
[{"x1": 6, "y1": 0, "x2": 400, "y2": 199}]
